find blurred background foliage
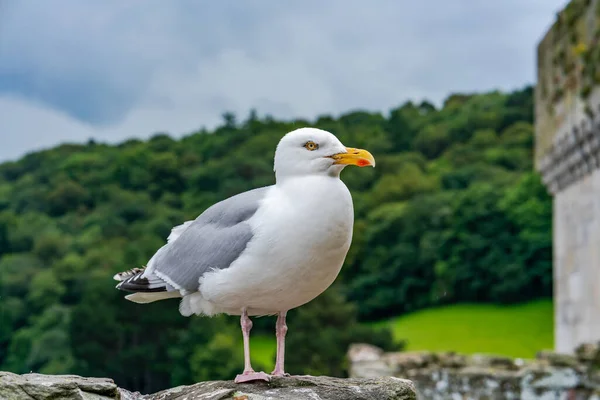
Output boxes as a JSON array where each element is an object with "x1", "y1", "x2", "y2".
[{"x1": 0, "y1": 86, "x2": 552, "y2": 393}]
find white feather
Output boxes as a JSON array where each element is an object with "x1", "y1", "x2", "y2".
[
  {"x1": 186, "y1": 174, "x2": 354, "y2": 317},
  {"x1": 125, "y1": 291, "x2": 182, "y2": 304},
  {"x1": 167, "y1": 220, "x2": 194, "y2": 243}
]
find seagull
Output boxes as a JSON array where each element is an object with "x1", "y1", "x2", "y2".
[{"x1": 113, "y1": 127, "x2": 375, "y2": 383}]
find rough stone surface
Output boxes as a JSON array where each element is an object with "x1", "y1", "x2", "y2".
[
  {"x1": 348, "y1": 342, "x2": 600, "y2": 400},
  {"x1": 0, "y1": 371, "x2": 120, "y2": 399},
  {"x1": 0, "y1": 372, "x2": 416, "y2": 400},
  {"x1": 129, "y1": 375, "x2": 416, "y2": 400}
]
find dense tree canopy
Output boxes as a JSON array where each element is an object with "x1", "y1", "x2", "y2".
[{"x1": 0, "y1": 86, "x2": 552, "y2": 392}]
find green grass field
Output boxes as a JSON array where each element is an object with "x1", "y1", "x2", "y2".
[
  {"x1": 248, "y1": 299, "x2": 554, "y2": 366},
  {"x1": 374, "y1": 299, "x2": 554, "y2": 358},
  {"x1": 250, "y1": 335, "x2": 277, "y2": 368}
]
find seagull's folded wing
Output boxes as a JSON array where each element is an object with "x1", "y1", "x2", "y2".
[{"x1": 116, "y1": 186, "x2": 270, "y2": 294}]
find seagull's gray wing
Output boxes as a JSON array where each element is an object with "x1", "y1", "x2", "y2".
[{"x1": 115, "y1": 186, "x2": 270, "y2": 294}]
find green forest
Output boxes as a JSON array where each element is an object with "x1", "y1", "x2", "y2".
[{"x1": 0, "y1": 86, "x2": 552, "y2": 393}]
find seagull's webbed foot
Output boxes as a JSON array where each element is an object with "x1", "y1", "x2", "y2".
[
  {"x1": 270, "y1": 370, "x2": 291, "y2": 377},
  {"x1": 234, "y1": 371, "x2": 271, "y2": 383}
]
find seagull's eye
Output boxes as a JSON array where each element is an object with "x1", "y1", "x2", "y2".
[{"x1": 304, "y1": 141, "x2": 319, "y2": 151}]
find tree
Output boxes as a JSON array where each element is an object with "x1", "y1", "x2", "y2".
[{"x1": 222, "y1": 112, "x2": 237, "y2": 129}]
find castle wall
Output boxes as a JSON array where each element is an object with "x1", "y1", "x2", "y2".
[
  {"x1": 535, "y1": 0, "x2": 600, "y2": 353},
  {"x1": 554, "y1": 169, "x2": 600, "y2": 354}
]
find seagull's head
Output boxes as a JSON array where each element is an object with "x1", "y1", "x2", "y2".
[{"x1": 274, "y1": 127, "x2": 375, "y2": 181}]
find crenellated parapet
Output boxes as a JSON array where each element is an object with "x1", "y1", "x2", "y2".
[{"x1": 537, "y1": 111, "x2": 600, "y2": 194}]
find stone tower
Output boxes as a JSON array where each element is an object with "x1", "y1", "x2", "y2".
[{"x1": 535, "y1": 0, "x2": 600, "y2": 353}]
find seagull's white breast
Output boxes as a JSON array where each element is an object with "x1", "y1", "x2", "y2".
[{"x1": 198, "y1": 175, "x2": 354, "y2": 316}]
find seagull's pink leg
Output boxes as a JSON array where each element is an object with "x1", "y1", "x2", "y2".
[
  {"x1": 271, "y1": 311, "x2": 289, "y2": 376},
  {"x1": 234, "y1": 308, "x2": 270, "y2": 383}
]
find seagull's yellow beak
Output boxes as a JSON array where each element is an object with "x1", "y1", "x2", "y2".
[{"x1": 330, "y1": 147, "x2": 376, "y2": 167}]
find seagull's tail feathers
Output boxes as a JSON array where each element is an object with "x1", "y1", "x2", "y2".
[
  {"x1": 125, "y1": 291, "x2": 182, "y2": 304},
  {"x1": 113, "y1": 267, "x2": 145, "y2": 282},
  {"x1": 114, "y1": 266, "x2": 182, "y2": 303}
]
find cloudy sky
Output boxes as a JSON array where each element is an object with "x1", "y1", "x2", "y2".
[{"x1": 0, "y1": 0, "x2": 567, "y2": 162}]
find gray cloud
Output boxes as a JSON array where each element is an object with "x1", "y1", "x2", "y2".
[{"x1": 0, "y1": 0, "x2": 567, "y2": 161}]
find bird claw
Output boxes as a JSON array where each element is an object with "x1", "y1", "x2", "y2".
[{"x1": 234, "y1": 371, "x2": 271, "y2": 383}]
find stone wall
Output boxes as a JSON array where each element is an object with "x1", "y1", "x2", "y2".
[
  {"x1": 554, "y1": 170, "x2": 600, "y2": 354},
  {"x1": 348, "y1": 343, "x2": 600, "y2": 400},
  {"x1": 535, "y1": 0, "x2": 600, "y2": 354}
]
